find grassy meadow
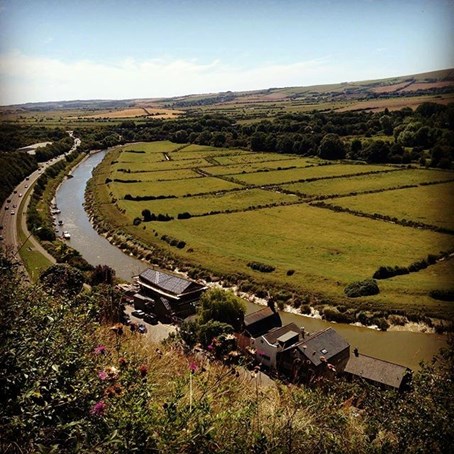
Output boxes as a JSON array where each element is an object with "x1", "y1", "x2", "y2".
[{"x1": 93, "y1": 141, "x2": 454, "y2": 319}]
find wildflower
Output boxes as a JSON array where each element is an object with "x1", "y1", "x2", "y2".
[
  {"x1": 207, "y1": 344, "x2": 214, "y2": 351},
  {"x1": 98, "y1": 370, "x2": 108, "y2": 381},
  {"x1": 105, "y1": 366, "x2": 119, "y2": 380},
  {"x1": 90, "y1": 400, "x2": 107, "y2": 416},
  {"x1": 139, "y1": 364, "x2": 148, "y2": 377},
  {"x1": 118, "y1": 357, "x2": 127, "y2": 368},
  {"x1": 94, "y1": 345, "x2": 106, "y2": 355},
  {"x1": 189, "y1": 361, "x2": 198, "y2": 374}
]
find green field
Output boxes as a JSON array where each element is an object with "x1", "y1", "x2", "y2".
[
  {"x1": 282, "y1": 169, "x2": 454, "y2": 197},
  {"x1": 334, "y1": 182, "x2": 454, "y2": 230},
  {"x1": 93, "y1": 141, "x2": 454, "y2": 319}
]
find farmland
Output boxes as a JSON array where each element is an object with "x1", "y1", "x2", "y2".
[{"x1": 91, "y1": 141, "x2": 454, "y2": 320}]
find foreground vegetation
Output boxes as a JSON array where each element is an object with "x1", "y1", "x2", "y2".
[{"x1": 0, "y1": 255, "x2": 453, "y2": 453}]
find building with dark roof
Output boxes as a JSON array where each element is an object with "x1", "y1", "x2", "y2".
[
  {"x1": 136, "y1": 268, "x2": 206, "y2": 319},
  {"x1": 237, "y1": 307, "x2": 282, "y2": 350},
  {"x1": 277, "y1": 328, "x2": 350, "y2": 383},
  {"x1": 344, "y1": 352, "x2": 411, "y2": 390},
  {"x1": 254, "y1": 323, "x2": 302, "y2": 369}
]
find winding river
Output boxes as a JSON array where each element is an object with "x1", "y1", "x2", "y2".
[{"x1": 56, "y1": 150, "x2": 447, "y2": 370}]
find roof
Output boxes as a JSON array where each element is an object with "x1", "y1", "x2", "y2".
[
  {"x1": 263, "y1": 323, "x2": 301, "y2": 345},
  {"x1": 139, "y1": 268, "x2": 205, "y2": 297},
  {"x1": 244, "y1": 307, "x2": 282, "y2": 338},
  {"x1": 296, "y1": 328, "x2": 350, "y2": 367},
  {"x1": 344, "y1": 353, "x2": 410, "y2": 389}
]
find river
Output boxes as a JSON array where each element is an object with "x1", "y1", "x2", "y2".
[{"x1": 55, "y1": 150, "x2": 447, "y2": 370}]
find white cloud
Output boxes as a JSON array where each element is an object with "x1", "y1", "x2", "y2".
[{"x1": 0, "y1": 51, "x2": 391, "y2": 105}]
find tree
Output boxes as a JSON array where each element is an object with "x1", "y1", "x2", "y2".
[
  {"x1": 318, "y1": 133, "x2": 345, "y2": 160},
  {"x1": 198, "y1": 288, "x2": 246, "y2": 331},
  {"x1": 39, "y1": 263, "x2": 85, "y2": 297},
  {"x1": 90, "y1": 264, "x2": 116, "y2": 287},
  {"x1": 142, "y1": 209, "x2": 152, "y2": 222}
]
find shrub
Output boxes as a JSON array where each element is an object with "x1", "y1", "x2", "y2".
[
  {"x1": 133, "y1": 217, "x2": 142, "y2": 226},
  {"x1": 177, "y1": 212, "x2": 192, "y2": 219},
  {"x1": 247, "y1": 262, "x2": 275, "y2": 273},
  {"x1": 429, "y1": 289, "x2": 454, "y2": 301},
  {"x1": 344, "y1": 279, "x2": 380, "y2": 298},
  {"x1": 286, "y1": 269, "x2": 295, "y2": 276}
]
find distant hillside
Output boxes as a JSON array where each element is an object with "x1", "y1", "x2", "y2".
[{"x1": 1, "y1": 69, "x2": 453, "y2": 121}]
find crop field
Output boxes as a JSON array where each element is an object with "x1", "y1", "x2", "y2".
[
  {"x1": 96, "y1": 141, "x2": 454, "y2": 319},
  {"x1": 333, "y1": 182, "x2": 454, "y2": 230},
  {"x1": 281, "y1": 169, "x2": 454, "y2": 197}
]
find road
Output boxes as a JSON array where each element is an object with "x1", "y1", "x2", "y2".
[{"x1": 0, "y1": 134, "x2": 81, "y2": 269}]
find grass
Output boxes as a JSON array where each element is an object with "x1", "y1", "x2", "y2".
[
  {"x1": 281, "y1": 169, "x2": 454, "y2": 197},
  {"x1": 334, "y1": 181, "x2": 454, "y2": 230},
  {"x1": 92, "y1": 141, "x2": 454, "y2": 319},
  {"x1": 118, "y1": 188, "x2": 297, "y2": 218},
  {"x1": 228, "y1": 163, "x2": 391, "y2": 186},
  {"x1": 16, "y1": 198, "x2": 52, "y2": 282}
]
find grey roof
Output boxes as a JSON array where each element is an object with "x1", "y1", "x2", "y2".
[
  {"x1": 344, "y1": 354, "x2": 409, "y2": 389},
  {"x1": 263, "y1": 323, "x2": 301, "y2": 345},
  {"x1": 139, "y1": 268, "x2": 204, "y2": 296},
  {"x1": 296, "y1": 328, "x2": 349, "y2": 367},
  {"x1": 244, "y1": 307, "x2": 282, "y2": 337}
]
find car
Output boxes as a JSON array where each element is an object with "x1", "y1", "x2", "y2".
[
  {"x1": 18, "y1": 193, "x2": 22, "y2": 197},
  {"x1": 138, "y1": 324, "x2": 147, "y2": 334},
  {"x1": 24, "y1": 185, "x2": 28, "y2": 188},
  {"x1": 10, "y1": 211, "x2": 15, "y2": 215},
  {"x1": 5, "y1": 206, "x2": 9, "y2": 210},
  {"x1": 7, "y1": 199, "x2": 11, "y2": 203},
  {"x1": 12, "y1": 204, "x2": 17, "y2": 208},
  {"x1": 13, "y1": 190, "x2": 17, "y2": 194},
  {"x1": 25, "y1": 177, "x2": 29, "y2": 180},
  {"x1": 0, "y1": 235, "x2": 3, "y2": 241},
  {"x1": 131, "y1": 309, "x2": 145, "y2": 318},
  {"x1": 143, "y1": 313, "x2": 158, "y2": 325}
]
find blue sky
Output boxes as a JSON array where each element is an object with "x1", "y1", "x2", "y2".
[{"x1": 0, "y1": 0, "x2": 453, "y2": 104}]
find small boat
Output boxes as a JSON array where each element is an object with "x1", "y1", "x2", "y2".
[
  {"x1": 51, "y1": 209, "x2": 61, "y2": 214},
  {"x1": 63, "y1": 231, "x2": 71, "y2": 239}
]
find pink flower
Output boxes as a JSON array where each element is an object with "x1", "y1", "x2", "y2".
[
  {"x1": 98, "y1": 370, "x2": 108, "y2": 381},
  {"x1": 90, "y1": 400, "x2": 107, "y2": 416},
  {"x1": 94, "y1": 345, "x2": 106, "y2": 355},
  {"x1": 138, "y1": 364, "x2": 148, "y2": 377},
  {"x1": 207, "y1": 344, "x2": 213, "y2": 351},
  {"x1": 189, "y1": 361, "x2": 198, "y2": 374}
]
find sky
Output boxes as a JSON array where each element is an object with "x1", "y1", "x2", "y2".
[{"x1": 0, "y1": 0, "x2": 453, "y2": 105}]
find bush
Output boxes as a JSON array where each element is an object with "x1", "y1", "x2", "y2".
[
  {"x1": 247, "y1": 262, "x2": 275, "y2": 273},
  {"x1": 133, "y1": 217, "x2": 142, "y2": 226},
  {"x1": 429, "y1": 289, "x2": 454, "y2": 301},
  {"x1": 344, "y1": 279, "x2": 380, "y2": 298}
]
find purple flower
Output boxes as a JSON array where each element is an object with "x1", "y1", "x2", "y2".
[
  {"x1": 189, "y1": 361, "x2": 198, "y2": 374},
  {"x1": 90, "y1": 400, "x2": 107, "y2": 416},
  {"x1": 207, "y1": 344, "x2": 213, "y2": 351},
  {"x1": 98, "y1": 370, "x2": 108, "y2": 381},
  {"x1": 94, "y1": 345, "x2": 106, "y2": 355}
]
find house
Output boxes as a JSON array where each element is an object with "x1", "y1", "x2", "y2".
[
  {"x1": 277, "y1": 327, "x2": 350, "y2": 383},
  {"x1": 254, "y1": 323, "x2": 302, "y2": 369},
  {"x1": 135, "y1": 268, "x2": 206, "y2": 320},
  {"x1": 343, "y1": 351, "x2": 411, "y2": 390},
  {"x1": 237, "y1": 307, "x2": 282, "y2": 350}
]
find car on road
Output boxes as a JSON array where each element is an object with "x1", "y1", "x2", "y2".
[
  {"x1": 131, "y1": 309, "x2": 145, "y2": 318},
  {"x1": 5, "y1": 206, "x2": 9, "y2": 210},
  {"x1": 10, "y1": 211, "x2": 15, "y2": 215},
  {"x1": 25, "y1": 177, "x2": 29, "y2": 180},
  {"x1": 143, "y1": 313, "x2": 158, "y2": 325},
  {"x1": 18, "y1": 193, "x2": 22, "y2": 197},
  {"x1": 25, "y1": 185, "x2": 28, "y2": 188}
]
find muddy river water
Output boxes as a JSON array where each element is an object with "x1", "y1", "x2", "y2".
[{"x1": 55, "y1": 150, "x2": 447, "y2": 370}]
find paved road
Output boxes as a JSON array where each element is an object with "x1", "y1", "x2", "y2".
[{"x1": 0, "y1": 134, "x2": 81, "y2": 267}]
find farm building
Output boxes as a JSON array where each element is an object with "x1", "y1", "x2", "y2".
[{"x1": 134, "y1": 268, "x2": 207, "y2": 320}]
